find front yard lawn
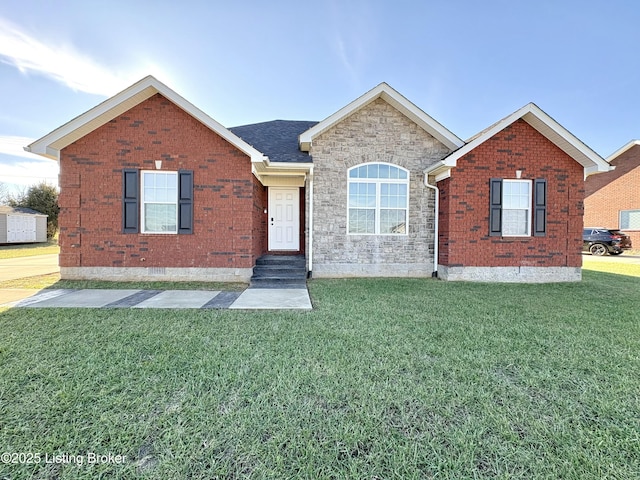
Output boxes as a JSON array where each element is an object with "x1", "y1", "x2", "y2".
[
  {"x1": 1, "y1": 272, "x2": 639, "y2": 479},
  {"x1": 0, "y1": 240, "x2": 59, "y2": 259}
]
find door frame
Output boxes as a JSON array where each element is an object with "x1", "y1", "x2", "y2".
[{"x1": 268, "y1": 187, "x2": 300, "y2": 251}]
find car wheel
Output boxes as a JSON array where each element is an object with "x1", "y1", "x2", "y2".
[
  {"x1": 589, "y1": 243, "x2": 608, "y2": 256},
  {"x1": 609, "y1": 251, "x2": 623, "y2": 255}
]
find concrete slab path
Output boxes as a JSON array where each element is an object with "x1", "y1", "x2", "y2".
[
  {"x1": 230, "y1": 288, "x2": 312, "y2": 309},
  {"x1": 2, "y1": 287, "x2": 312, "y2": 310}
]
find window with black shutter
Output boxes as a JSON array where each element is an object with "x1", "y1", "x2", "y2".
[
  {"x1": 123, "y1": 168, "x2": 194, "y2": 234},
  {"x1": 178, "y1": 170, "x2": 193, "y2": 234},
  {"x1": 488, "y1": 177, "x2": 546, "y2": 237},
  {"x1": 533, "y1": 178, "x2": 547, "y2": 237},
  {"x1": 122, "y1": 169, "x2": 139, "y2": 233}
]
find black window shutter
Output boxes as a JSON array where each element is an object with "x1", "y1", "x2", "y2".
[
  {"x1": 178, "y1": 170, "x2": 194, "y2": 234},
  {"x1": 122, "y1": 169, "x2": 139, "y2": 233},
  {"x1": 533, "y1": 178, "x2": 547, "y2": 237},
  {"x1": 489, "y1": 178, "x2": 502, "y2": 236}
]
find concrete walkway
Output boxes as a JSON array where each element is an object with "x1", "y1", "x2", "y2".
[{"x1": 2, "y1": 287, "x2": 312, "y2": 310}]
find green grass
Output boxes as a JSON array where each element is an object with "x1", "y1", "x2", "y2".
[
  {"x1": 582, "y1": 255, "x2": 640, "y2": 276},
  {"x1": 0, "y1": 240, "x2": 59, "y2": 259},
  {"x1": 1, "y1": 273, "x2": 640, "y2": 479}
]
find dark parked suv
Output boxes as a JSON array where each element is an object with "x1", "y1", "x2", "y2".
[{"x1": 583, "y1": 228, "x2": 632, "y2": 255}]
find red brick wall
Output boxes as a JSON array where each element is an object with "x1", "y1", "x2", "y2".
[
  {"x1": 584, "y1": 144, "x2": 640, "y2": 246},
  {"x1": 438, "y1": 119, "x2": 584, "y2": 268},
  {"x1": 437, "y1": 177, "x2": 451, "y2": 266},
  {"x1": 58, "y1": 93, "x2": 267, "y2": 269}
]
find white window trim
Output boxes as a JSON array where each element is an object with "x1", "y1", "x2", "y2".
[
  {"x1": 141, "y1": 170, "x2": 178, "y2": 234},
  {"x1": 347, "y1": 162, "x2": 410, "y2": 236},
  {"x1": 502, "y1": 179, "x2": 532, "y2": 237}
]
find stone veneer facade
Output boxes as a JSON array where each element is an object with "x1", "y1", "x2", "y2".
[{"x1": 308, "y1": 98, "x2": 451, "y2": 277}]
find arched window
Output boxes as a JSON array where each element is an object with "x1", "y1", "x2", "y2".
[{"x1": 347, "y1": 163, "x2": 409, "y2": 234}]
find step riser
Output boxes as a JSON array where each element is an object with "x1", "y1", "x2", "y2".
[
  {"x1": 250, "y1": 255, "x2": 307, "y2": 288},
  {"x1": 250, "y1": 280, "x2": 307, "y2": 288},
  {"x1": 255, "y1": 255, "x2": 305, "y2": 266},
  {"x1": 253, "y1": 268, "x2": 306, "y2": 276}
]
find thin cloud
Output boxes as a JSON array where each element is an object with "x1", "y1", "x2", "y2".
[
  {"x1": 0, "y1": 135, "x2": 42, "y2": 160},
  {"x1": 0, "y1": 158, "x2": 58, "y2": 188},
  {"x1": 0, "y1": 17, "x2": 130, "y2": 96},
  {"x1": 329, "y1": 0, "x2": 374, "y2": 90},
  {"x1": 0, "y1": 135, "x2": 58, "y2": 188}
]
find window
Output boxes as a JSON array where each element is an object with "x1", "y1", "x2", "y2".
[
  {"x1": 620, "y1": 209, "x2": 640, "y2": 229},
  {"x1": 502, "y1": 180, "x2": 531, "y2": 236},
  {"x1": 142, "y1": 171, "x2": 178, "y2": 233},
  {"x1": 490, "y1": 178, "x2": 547, "y2": 237},
  {"x1": 348, "y1": 163, "x2": 409, "y2": 234},
  {"x1": 122, "y1": 169, "x2": 193, "y2": 234}
]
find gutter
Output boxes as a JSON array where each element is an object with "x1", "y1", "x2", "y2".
[{"x1": 423, "y1": 174, "x2": 439, "y2": 278}]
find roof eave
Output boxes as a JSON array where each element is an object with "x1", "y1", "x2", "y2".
[
  {"x1": 442, "y1": 103, "x2": 610, "y2": 175},
  {"x1": 299, "y1": 82, "x2": 464, "y2": 152},
  {"x1": 605, "y1": 139, "x2": 640, "y2": 162},
  {"x1": 26, "y1": 75, "x2": 265, "y2": 164}
]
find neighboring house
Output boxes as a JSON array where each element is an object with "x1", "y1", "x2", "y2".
[
  {"x1": 0, "y1": 206, "x2": 48, "y2": 244},
  {"x1": 26, "y1": 76, "x2": 611, "y2": 283},
  {"x1": 584, "y1": 140, "x2": 640, "y2": 247}
]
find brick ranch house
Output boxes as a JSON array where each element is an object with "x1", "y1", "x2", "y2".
[
  {"x1": 584, "y1": 140, "x2": 640, "y2": 247},
  {"x1": 26, "y1": 76, "x2": 611, "y2": 283}
]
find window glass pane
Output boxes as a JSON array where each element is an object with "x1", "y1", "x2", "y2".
[
  {"x1": 380, "y1": 209, "x2": 406, "y2": 234},
  {"x1": 378, "y1": 164, "x2": 390, "y2": 179},
  {"x1": 142, "y1": 172, "x2": 178, "y2": 232},
  {"x1": 620, "y1": 210, "x2": 640, "y2": 229},
  {"x1": 349, "y1": 182, "x2": 376, "y2": 207},
  {"x1": 380, "y1": 182, "x2": 407, "y2": 209},
  {"x1": 503, "y1": 181, "x2": 530, "y2": 209},
  {"x1": 144, "y1": 173, "x2": 177, "y2": 203},
  {"x1": 144, "y1": 204, "x2": 177, "y2": 232},
  {"x1": 367, "y1": 164, "x2": 379, "y2": 178},
  {"x1": 348, "y1": 209, "x2": 375, "y2": 233},
  {"x1": 502, "y1": 209, "x2": 528, "y2": 236},
  {"x1": 349, "y1": 165, "x2": 365, "y2": 178}
]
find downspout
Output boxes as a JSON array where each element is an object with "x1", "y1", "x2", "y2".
[
  {"x1": 307, "y1": 170, "x2": 314, "y2": 278},
  {"x1": 423, "y1": 174, "x2": 439, "y2": 278}
]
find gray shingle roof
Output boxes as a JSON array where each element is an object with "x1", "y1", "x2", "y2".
[
  {"x1": 0, "y1": 206, "x2": 47, "y2": 216},
  {"x1": 230, "y1": 120, "x2": 317, "y2": 163}
]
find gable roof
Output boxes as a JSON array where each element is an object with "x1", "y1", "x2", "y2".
[
  {"x1": 425, "y1": 103, "x2": 611, "y2": 180},
  {"x1": 0, "y1": 206, "x2": 47, "y2": 216},
  {"x1": 605, "y1": 139, "x2": 640, "y2": 161},
  {"x1": 230, "y1": 120, "x2": 317, "y2": 163},
  {"x1": 299, "y1": 82, "x2": 464, "y2": 152},
  {"x1": 585, "y1": 140, "x2": 640, "y2": 197},
  {"x1": 25, "y1": 75, "x2": 266, "y2": 164}
]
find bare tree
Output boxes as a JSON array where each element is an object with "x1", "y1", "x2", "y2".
[{"x1": 0, "y1": 182, "x2": 9, "y2": 204}]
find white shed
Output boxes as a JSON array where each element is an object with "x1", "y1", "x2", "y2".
[{"x1": 0, "y1": 206, "x2": 48, "y2": 243}]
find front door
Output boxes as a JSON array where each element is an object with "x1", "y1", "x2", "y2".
[{"x1": 268, "y1": 187, "x2": 299, "y2": 251}]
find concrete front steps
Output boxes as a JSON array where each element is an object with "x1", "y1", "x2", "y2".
[{"x1": 250, "y1": 255, "x2": 307, "y2": 289}]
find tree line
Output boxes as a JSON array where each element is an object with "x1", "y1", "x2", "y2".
[{"x1": 1, "y1": 182, "x2": 59, "y2": 238}]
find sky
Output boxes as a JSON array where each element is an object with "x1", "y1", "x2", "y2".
[{"x1": 1, "y1": 0, "x2": 639, "y2": 197}]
